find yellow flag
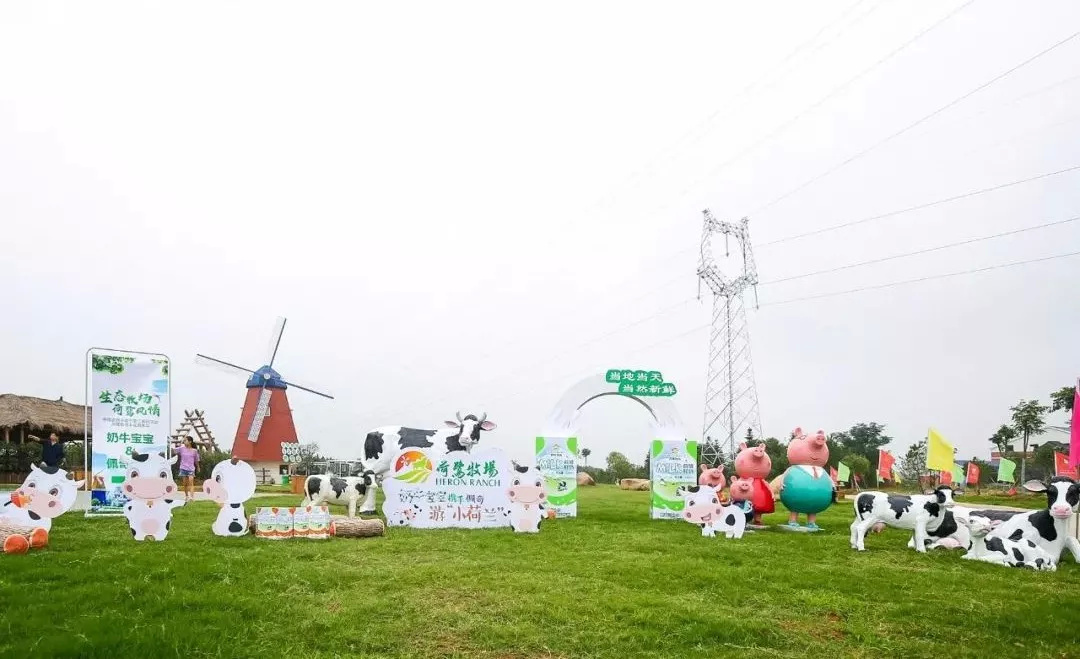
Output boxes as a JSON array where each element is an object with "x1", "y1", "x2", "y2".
[
  {"x1": 926, "y1": 428, "x2": 954, "y2": 471},
  {"x1": 893, "y1": 470, "x2": 902, "y2": 483}
]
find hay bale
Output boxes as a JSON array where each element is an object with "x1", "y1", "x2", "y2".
[
  {"x1": 576, "y1": 472, "x2": 596, "y2": 486},
  {"x1": 619, "y1": 478, "x2": 650, "y2": 491},
  {"x1": 330, "y1": 516, "x2": 385, "y2": 538}
]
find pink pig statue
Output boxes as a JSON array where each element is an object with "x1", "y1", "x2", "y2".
[
  {"x1": 734, "y1": 441, "x2": 774, "y2": 525},
  {"x1": 698, "y1": 464, "x2": 727, "y2": 491},
  {"x1": 727, "y1": 476, "x2": 756, "y2": 523},
  {"x1": 769, "y1": 428, "x2": 833, "y2": 531}
]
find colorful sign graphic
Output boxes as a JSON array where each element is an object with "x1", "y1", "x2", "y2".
[
  {"x1": 381, "y1": 447, "x2": 512, "y2": 529},
  {"x1": 87, "y1": 352, "x2": 170, "y2": 517},
  {"x1": 535, "y1": 437, "x2": 578, "y2": 518},
  {"x1": 649, "y1": 439, "x2": 698, "y2": 520},
  {"x1": 604, "y1": 369, "x2": 677, "y2": 397}
]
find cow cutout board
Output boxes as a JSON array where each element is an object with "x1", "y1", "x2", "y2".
[
  {"x1": 204, "y1": 458, "x2": 257, "y2": 537},
  {"x1": 381, "y1": 447, "x2": 512, "y2": 529}
]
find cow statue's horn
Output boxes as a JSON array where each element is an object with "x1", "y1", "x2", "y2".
[{"x1": 456, "y1": 411, "x2": 464, "y2": 424}]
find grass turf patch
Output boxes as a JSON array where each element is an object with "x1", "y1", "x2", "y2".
[{"x1": 1, "y1": 486, "x2": 1078, "y2": 658}]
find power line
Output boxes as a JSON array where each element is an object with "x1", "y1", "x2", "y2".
[
  {"x1": 749, "y1": 31, "x2": 1080, "y2": 217},
  {"x1": 759, "y1": 164, "x2": 1080, "y2": 247},
  {"x1": 760, "y1": 215, "x2": 1080, "y2": 285},
  {"x1": 589, "y1": 0, "x2": 880, "y2": 211},
  {"x1": 759, "y1": 249, "x2": 1080, "y2": 307},
  {"x1": 675, "y1": 0, "x2": 975, "y2": 202}
]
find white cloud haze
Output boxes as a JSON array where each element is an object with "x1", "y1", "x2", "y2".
[{"x1": 2, "y1": 0, "x2": 1078, "y2": 468}]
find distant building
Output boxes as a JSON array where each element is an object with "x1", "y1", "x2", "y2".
[{"x1": 0, "y1": 393, "x2": 89, "y2": 444}]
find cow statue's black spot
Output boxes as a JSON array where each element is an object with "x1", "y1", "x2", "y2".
[
  {"x1": 725, "y1": 514, "x2": 736, "y2": 527},
  {"x1": 130, "y1": 528, "x2": 136, "y2": 537},
  {"x1": 397, "y1": 428, "x2": 437, "y2": 450},
  {"x1": 1028, "y1": 510, "x2": 1058, "y2": 542},
  {"x1": 886, "y1": 495, "x2": 912, "y2": 520},
  {"x1": 363, "y1": 432, "x2": 385, "y2": 461},
  {"x1": 353, "y1": 482, "x2": 367, "y2": 496},
  {"x1": 329, "y1": 478, "x2": 348, "y2": 498},
  {"x1": 1011, "y1": 547, "x2": 1025, "y2": 562},
  {"x1": 307, "y1": 476, "x2": 322, "y2": 498},
  {"x1": 922, "y1": 501, "x2": 941, "y2": 518},
  {"x1": 928, "y1": 510, "x2": 957, "y2": 539},
  {"x1": 28, "y1": 511, "x2": 41, "y2": 521},
  {"x1": 165, "y1": 520, "x2": 171, "y2": 532},
  {"x1": 229, "y1": 503, "x2": 242, "y2": 509},
  {"x1": 971, "y1": 509, "x2": 1017, "y2": 522},
  {"x1": 1008, "y1": 529, "x2": 1024, "y2": 542},
  {"x1": 1035, "y1": 558, "x2": 1045, "y2": 568},
  {"x1": 985, "y1": 536, "x2": 1008, "y2": 555},
  {"x1": 856, "y1": 494, "x2": 875, "y2": 518},
  {"x1": 228, "y1": 521, "x2": 243, "y2": 533}
]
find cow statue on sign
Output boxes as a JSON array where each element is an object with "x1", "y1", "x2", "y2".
[
  {"x1": 1, "y1": 463, "x2": 85, "y2": 554},
  {"x1": 302, "y1": 471, "x2": 378, "y2": 518},
  {"x1": 122, "y1": 450, "x2": 186, "y2": 541},
  {"x1": 203, "y1": 458, "x2": 257, "y2": 536},
  {"x1": 507, "y1": 464, "x2": 546, "y2": 533},
  {"x1": 358, "y1": 411, "x2": 496, "y2": 514}
]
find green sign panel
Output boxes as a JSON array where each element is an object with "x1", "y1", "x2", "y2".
[{"x1": 604, "y1": 369, "x2": 677, "y2": 397}]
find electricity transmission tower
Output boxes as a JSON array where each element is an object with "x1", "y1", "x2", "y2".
[{"x1": 697, "y1": 210, "x2": 762, "y2": 460}]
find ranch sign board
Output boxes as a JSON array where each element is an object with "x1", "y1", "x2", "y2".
[{"x1": 381, "y1": 447, "x2": 512, "y2": 529}]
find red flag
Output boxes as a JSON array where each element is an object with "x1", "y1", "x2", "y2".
[
  {"x1": 1054, "y1": 451, "x2": 1078, "y2": 479},
  {"x1": 877, "y1": 450, "x2": 895, "y2": 481},
  {"x1": 966, "y1": 462, "x2": 980, "y2": 485},
  {"x1": 940, "y1": 469, "x2": 953, "y2": 485},
  {"x1": 829, "y1": 466, "x2": 838, "y2": 484},
  {"x1": 1070, "y1": 383, "x2": 1080, "y2": 469}
]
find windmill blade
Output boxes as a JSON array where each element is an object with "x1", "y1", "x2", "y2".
[
  {"x1": 247, "y1": 385, "x2": 272, "y2": 443},
  {"x1": 282, "y1": 378, "x2": 334, "y2": 400},
  {"x1": 266, "y1": 317, "x2": 287, "y2": 369},
  {"x1": 195, "y1": 354, "x2": 258, "y2": 376}
]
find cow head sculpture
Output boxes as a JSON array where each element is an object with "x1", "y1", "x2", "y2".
[
  {"x1": 123, "y1": 450, "x2": 179, "y2": 501},
  {"x1": 444, "y1": 412, "x2": 496, "y2": 451},
  {"x1": 508, "y1": 464, "x2": 546, "y2": 505},
  {"x1": 11, "y1": 463, "x2": 85, "y2": 522},
  {"x1": 1024, "y1": 476, "x2": 1080, "y2": 519},
  {"x1": 204, "y1": 458, "x2": 257, "y2": 505}
]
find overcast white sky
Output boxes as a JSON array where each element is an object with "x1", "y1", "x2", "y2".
[{"x1": 2, "y1": 1, "x2": 1078, "y2": 468}]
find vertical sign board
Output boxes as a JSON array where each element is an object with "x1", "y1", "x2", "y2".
[
  {"x1": 86, "y1": 351, "x2": 171, "y2": 517},
  {"x1": 535, "y1": 436, "x2": 578, "y2": 518},
  {"x1": 649, "y1": 439, "x2": 698, "y2": 520}
]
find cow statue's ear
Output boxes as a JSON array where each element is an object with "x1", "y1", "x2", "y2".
[
  {"x1": 1022, "y1": 480, "x2": 1047, "y2": 493},
  {"x1": 444, "y1": 420, "x2": 461, "y2": 429}
]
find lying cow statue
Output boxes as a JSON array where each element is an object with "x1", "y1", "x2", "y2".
[{"x1": 301, "y1": 471, "x2": 378, "y2": 518}]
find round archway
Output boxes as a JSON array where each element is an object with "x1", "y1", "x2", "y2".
[{"x1": 536, "y1": 373, "x2": 695, "y2": 520}]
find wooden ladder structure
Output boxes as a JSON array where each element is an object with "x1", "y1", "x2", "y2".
[{"x1": 170, "y1": 409, "x2": 219, "y2": 450}]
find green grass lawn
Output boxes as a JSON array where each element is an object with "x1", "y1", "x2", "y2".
[{"x1": 2, "y1": 486, "x2": 1079, "y2": 658}]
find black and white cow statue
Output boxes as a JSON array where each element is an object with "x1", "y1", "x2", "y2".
[
  {"x1": 958, "y1": 514, "x2": 1057, "y2": 570},
  {"x1": 359, "y1": 411, "x2": 496, "y2": 514},
  {"x1": 849, "y1": 485, "x2": 956, "y2": 552},
  {"x1": 961, "y1": 477, "x2": 1080, "y2": 565},
  {"x1": 301, "y1": 471, "x2": 377, "y2": 518},
  {"x1": 904, "y1": 506, "x2": 1022, "y2": 551}
]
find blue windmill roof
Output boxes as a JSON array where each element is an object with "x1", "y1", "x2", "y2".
[{"x1": 246, "y1": 366, "x2": 287, "y2": 389}]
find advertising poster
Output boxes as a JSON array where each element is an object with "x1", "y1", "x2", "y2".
[
  {"x1": 87, "y1": 352, "x2": 170, "y2": 517},
  {"x1": 381, "y1": 447, "x2": 512, "y2": 529},
  {"x1": 649, "y1": 439, "x2": 698, "y2": 520},
  {"x1": 535, "y1": 436, "x2": 578, "y2": 518}
]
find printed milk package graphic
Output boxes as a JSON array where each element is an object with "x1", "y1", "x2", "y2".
[
  {"x1": 535, "y1": 437, "x2": 578, "y2": 518},
  {"x1": 649, "y1": 440, "x2": 698, "y2": 520}
]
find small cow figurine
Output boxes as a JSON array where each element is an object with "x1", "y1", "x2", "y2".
[
  {"x1": 1, "y1": 463, "x2": 85, "y2": 553},
  {"x1": 122, "y1": 451, "x2": 185, "y2": 542},
  {"x1": 204, "y1": 458, "x2": 257, "y2": 537},
  {"x1": 507, "y1": 464, "x2": 546, "y2": 533},
  {"x1": 680, "y1": 485, "x2": 746, "y2": 539},
  {"x1": 965, "y1": 477, "x2": 1080, "y2": 565},
  {"x1": 959, "y1": 514, "x2": 1057, "y2": 570},
  {"x1": 303, "y1": 471, "x2": 378, "y2": 518},
  {"x1": 849, "y1": 486, "x2": 956, "y2": 552}
]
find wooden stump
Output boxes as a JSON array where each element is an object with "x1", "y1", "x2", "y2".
[{"x1": 330, "y1": 516, "x2": 385, "y2": 538}]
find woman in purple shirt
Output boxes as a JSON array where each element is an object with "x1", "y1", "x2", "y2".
[{"x1": 174, "y1": 436, "x2": 200, "y2": 502}]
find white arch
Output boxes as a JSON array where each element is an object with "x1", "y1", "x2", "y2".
[{"x1": 540, "y1": 374, "x2": 685, "y2": 440}]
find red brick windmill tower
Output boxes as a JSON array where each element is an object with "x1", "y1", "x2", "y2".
[{"x1": 196, "y1": 318, "x2": 333, "y2": 480}]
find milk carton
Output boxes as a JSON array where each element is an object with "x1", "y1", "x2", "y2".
[
  {"x1": 292, "y1": 505, "x2": 310, "y2": 538},
  {"x1": 307, "y1": 505, "x2": 330, "y2": 540},
  {"x1": 255, "y1": 507, "x2": 278, "y2": 539},
  {"x1": 275, "y1": 507, "x2": 295, "y2": 539}
]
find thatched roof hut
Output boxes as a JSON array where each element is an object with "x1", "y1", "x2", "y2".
[{"x1": 0, "y1": 394, "x2": 90, "y2": 443}]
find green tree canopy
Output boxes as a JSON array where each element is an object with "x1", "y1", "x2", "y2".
[
  {"x1": 898, "y1": 440, "x2": 927, "y2": 483},
  {"x1": 580, "y1": 447, "x2": 592, "y2": 467},
  {"x1": 1010, "y1": 399, "x2": 1049, "y2": 483},
  {"x1": 605, "y1": 451, "x2": 636, "y2": 482},
  {"x1": 840, "y1": 454, "x2": 871, "y2": 481},
  {"x1": 762, "y1": 437, "x2": 788, "y2": 475},
  {"x1": 830, "y1": 422, "x2": 893, "y2": 464},
  {"x1": 988, "y1": 424, "x2": 1018, "y2": 455},
  {"x1": 1050, "y1": 386, "x2": 1076, "y2": 416}
]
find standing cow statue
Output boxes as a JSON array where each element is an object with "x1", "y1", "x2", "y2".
[
  {"x1": 203, "y1": 458, "x2": 257, "y2": 537},
  {"x1": 507, "y1": 464, "x2": 546, "y2": 533},
  {"x1": 302, "y1": 470, "x2": 378, "y2": 518},
  {"x1": 1, "y1": 463, "x2": 85, "y2": 554},
  {"x1": 770, "y1": 428, "x2": 832, "y2": 531},
  {"x1": 122, "y1": 450, "x2": 186, "y2": 541},
  {"x1": 734, "y1": 442, "x2": 774, "y2": 526},
  {"x1": 358, "y1": 411, "x2": 496, "y2": 514}
]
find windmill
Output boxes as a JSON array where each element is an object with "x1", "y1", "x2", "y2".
[{"x1": 195, "y1": 318, "x2": 333, "y2": 471}]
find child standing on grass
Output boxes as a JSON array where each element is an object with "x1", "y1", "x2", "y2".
[{"x1": 174, "y1": 436, "x2": 200, "y2": 502}]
